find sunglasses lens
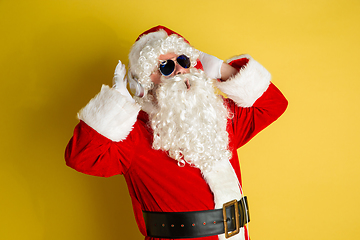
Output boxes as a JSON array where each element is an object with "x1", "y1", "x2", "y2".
[
  {"x1": 177, "y1": 55, "x2": 190, "y2": 69},
  {"x1": 159, "y1": 55, "x2": 190, "y2": 76},
  {"x1": 159, "y1": 60, "x2": 175, "y2": 76}
]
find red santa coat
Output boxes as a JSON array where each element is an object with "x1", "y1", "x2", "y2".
[{"x1": 65, "y1": 56, "x2": 288, "y2": 240}]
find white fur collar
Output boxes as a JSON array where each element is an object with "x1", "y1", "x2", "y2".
[{"x1": 201, "y1": 160, "x2": 245, "y2": 240}]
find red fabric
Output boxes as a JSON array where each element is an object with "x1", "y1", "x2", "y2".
[
  {"x1": 230, "y1": 58, "x2": 249, "y2": 70},
  {"x1": 65, "y1": 59, "x2": 288, "y2": 239},
  {"x1": 136, "y1": 25, "x2": 190, "y2": 44}
]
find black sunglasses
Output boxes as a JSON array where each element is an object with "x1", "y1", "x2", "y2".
[{"x1": 159, "y1": 55, "x2": 191, "y2": 76}]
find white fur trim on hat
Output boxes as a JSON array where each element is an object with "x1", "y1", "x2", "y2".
[
  {"x1": 77, "y1": 85, "x2": 141, "y2": 142},
  {"x1": 215, "y1": 54, "x2": 271, "y2": 108}
]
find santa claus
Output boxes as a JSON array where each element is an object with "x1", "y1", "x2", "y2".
[{"x1": 65, "y1": 25, "x2": 288, "y2": 240}]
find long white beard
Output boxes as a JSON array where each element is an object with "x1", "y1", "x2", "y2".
[{"x1": 149, "y1": 69, "x2": 231, "y2": 171}]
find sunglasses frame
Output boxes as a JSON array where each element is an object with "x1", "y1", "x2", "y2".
[{"x1": 158, "y1": 54, "x2": 191, "y2": 76}]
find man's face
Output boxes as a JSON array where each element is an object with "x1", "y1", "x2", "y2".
[{"x1": 150, "y1": 52, "x2": 191, "y2": 85}]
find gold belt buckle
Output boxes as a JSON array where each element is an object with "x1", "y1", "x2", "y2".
[{"x1": 222, "y1": 199, "x2": 240, "y2": 239}]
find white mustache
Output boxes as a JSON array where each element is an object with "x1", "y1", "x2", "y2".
[
  {"x1": 159, "y1": 71, "x2": 213, "y2": 92},
  {"x1": 158, "y1": 75, "x2": 193, "y2": 93}
]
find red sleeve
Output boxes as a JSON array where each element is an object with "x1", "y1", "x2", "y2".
[
  {"x1": 65, "y1": 120, "x2": 134, "y2": 177},
  {"x1": 227, "y1": 82, "x2": 288, "y2": 149}
]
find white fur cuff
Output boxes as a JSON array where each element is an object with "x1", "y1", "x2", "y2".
[
  {"x1": 77, "y1": 85, "x2": 141, "y2": 142},
  {"x1": 215, "y1": 54, "x2": 271, "y2": 108}
]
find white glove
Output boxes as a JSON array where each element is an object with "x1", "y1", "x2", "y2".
[
  {"x1": 198, "y1": 51, "x2": 223, "y2": 79},
  {"x1": 113, "y1": 60, "x2": 134, "y2": 103}
]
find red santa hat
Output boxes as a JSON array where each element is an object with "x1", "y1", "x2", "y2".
[
  {"x1": 128, "y1": 25, "x2": 200, "y2": 93},
  {"x1": 135, "y1": 25, "x2": 190, "y2": 43}
]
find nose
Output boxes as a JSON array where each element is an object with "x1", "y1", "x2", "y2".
[{"x1": 174, "y1": 62, "x2": 187, "y2": 75}]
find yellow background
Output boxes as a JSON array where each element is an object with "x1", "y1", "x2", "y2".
[{"x1": 1, "y1": 0, "x2": 359, "y2": 239}]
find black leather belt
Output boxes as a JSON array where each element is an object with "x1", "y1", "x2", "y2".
[{"x1": 143, "y1": 197, "x2": 250, "y2": 239}]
